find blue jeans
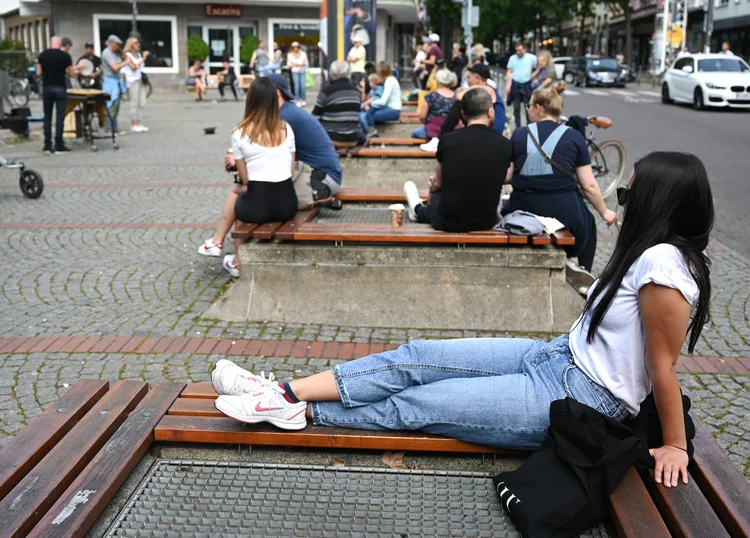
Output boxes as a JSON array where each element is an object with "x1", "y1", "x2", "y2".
[
  {"x1": 311, "y1": 335, "x2": 628, "y2": 450},
  {"x1": 42, "y1": 85, "x2": 67, "y2": 147},
  {"x1": 291, "y1": 70, "x2": 306, "y2": 101},
  {"x1": 102, "y1": 75, "x2": 122, "y2": 133},
  {"x1": 411, "y1": 126, "x2": 428, "y2": 139},
  {"x1": 359, "y1": 106, "x2": 401, "y2": 132}
]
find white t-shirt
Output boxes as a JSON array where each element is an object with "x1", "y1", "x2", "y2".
[
  {"x1": 231, "y1": 123, "x2": 295, "y2": 183},
  {"x1": 569, "y1": 244, "x2": 699, "y2": 416},
  {"x1": 122, "y1": 52, "x2": 143, "y2": 87}
]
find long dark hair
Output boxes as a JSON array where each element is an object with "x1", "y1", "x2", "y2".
[
  {"x1": 584, "y1": 151, "x2": 713, "y2": 352},
  {"x1": 236, "y1": 77, "x2": 285, "y2": 147}
]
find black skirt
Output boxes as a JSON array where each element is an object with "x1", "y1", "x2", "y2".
[{"x1": 235, "y1": 178, "x2": 298, "y2": 224}]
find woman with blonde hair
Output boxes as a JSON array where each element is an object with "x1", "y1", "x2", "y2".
[
  {"x1": 200, "y1": 77, "x2": 298, "y2": 278},
  {"x1": 121, "y1": 36, "x2": 150, "y2": 132},
  {"x1": 502, "y1": 81, "x2": 617, "y2": 287},
  {"x1": 531, "y1": 50, "x2": 557, "y2": 90},
  {"x1": 411, "y1": 69, "x2": 456, "y2": 139},
  {"x1": 473, "y1": 43, "x2": 486, "y2": 64},
  {"x1": 286, "y1": 42, "x2": 308, "y2": 106},
  {"x1": 359, "y1": 62, "x2": 402, "y2": 136}
]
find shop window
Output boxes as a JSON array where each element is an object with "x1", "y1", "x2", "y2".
[
  {"x1": 271, "y1": 21, "x2": 320, "y2": 68},
  {"x1": 188, "y1": 25, "x2": 203, "y2": 37},
  {"x1": 95, "y1": 15, "x2": 178, "y2": 72},
  {"x1": 239, "y1": 27, "x2": 255, "y2": 40}
]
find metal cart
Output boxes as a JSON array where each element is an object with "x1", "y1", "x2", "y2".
[{"x1": 65, "y1": 89, "x2": 119, "y2": 151}]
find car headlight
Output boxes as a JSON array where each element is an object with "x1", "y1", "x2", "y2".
[
  {"x1": 705, "y1": 82, "x2": 725, "y2": 89},
  {"x1": 587, "y1": 72, "x2": 597, "y2": 79}
]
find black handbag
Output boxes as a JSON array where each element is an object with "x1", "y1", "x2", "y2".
[{"x1": 493, "y1": 398, "x2": 642, "y2": 538}]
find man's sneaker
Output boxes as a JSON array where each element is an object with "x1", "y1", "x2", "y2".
[
  {"x1": 198, "y1": 238, "x2": 223, "y2": 257},
  {"x1": 403, "y1": 181, "x2": 423, "y2": 221},
  {"x1": 311, "y1": 177, "x2": 333, "y2": 203},
  {"x1": 53, "y1": 146, "x2": 72, "y2": 155},
  {"x1": 212, "y1": 359, "x2": 275, "y2": 396},
  {"x1": 367, "y1": 127, "x2": 379, "y2": 137},
  {"x1": 566, "y1": 259, "x2": 596, "y2": 290},
  {"x1": 214, "y1": 384, "x2": 308, "y2": 430},
  {"x1": 420, "y1": 137, "x2": 439, "y2": 152},
  {"x1": 317, "y1": 197, "x2": 343, "y2": 210},
  {"x1": 42, "y1": 144, "x2": 52, "y2": 155},
  {"x1": 222, "y1": 254, "x2": 240, "y2": 278}
]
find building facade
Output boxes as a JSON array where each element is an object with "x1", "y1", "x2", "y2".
[
  {"x1": 2, "y1": 0, "x2": 419, "y2": 88},
  {"x1": 712, "y1": 0, "x2": 750, "y2": 58}
]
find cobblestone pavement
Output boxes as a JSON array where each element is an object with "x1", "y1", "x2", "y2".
[{"x1": 0, "y1": 93, "x2": 747, "y2": 479}]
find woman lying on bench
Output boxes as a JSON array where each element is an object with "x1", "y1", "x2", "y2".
[{"x1": 212, "y1": 151, "x2": 712, "y2": 489}]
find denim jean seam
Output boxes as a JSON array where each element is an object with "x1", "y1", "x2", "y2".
[
  {"x1": 337, "y1": 364, "x2": 501, "y2": 379},
  {"x1": 400, "y1": 419, "x2": 547, "y2": 435},
  {"x1": 331, "y1": 364, "x2": 353, "y2": 408},
  {"x1": 562, "y1": 362, "x2": 624, "y2": 418}
]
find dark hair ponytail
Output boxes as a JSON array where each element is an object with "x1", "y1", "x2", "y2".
[{"x1": 584, "y1": 151, "x2": 713, "y2": 352}]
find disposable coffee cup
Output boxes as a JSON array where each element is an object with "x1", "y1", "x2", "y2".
[{"x1": 389, "y1": 203, "x2": 405, "y2": 227}]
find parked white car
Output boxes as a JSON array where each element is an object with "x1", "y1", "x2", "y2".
[
  {"x1": 553, "y1": 57, "x2": 571, "y2": 80},
  {"x1": 662, "y1": 53, "x2": 750, "y2": 109}
]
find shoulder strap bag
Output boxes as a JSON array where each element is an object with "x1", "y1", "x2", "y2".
[{"x1": 525, "y1": 126, "x2": 578, "y2": 182}]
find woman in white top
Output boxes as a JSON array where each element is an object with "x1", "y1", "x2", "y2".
[
  {"x1": 121, "y1": 37, "x2": 150, "y2": 132},
  {"x1": 211, "y1": 151, "x2": 714, "y2": 489},
  {"x1": 285, "y1": 41, "x2": 308, "y2": 106},
  {"x1": 198, "y1": 78, "x2": 297, "y2": 278},
  {"x1": 359, "y1": 62, "x2": 402, "y2": 136}
]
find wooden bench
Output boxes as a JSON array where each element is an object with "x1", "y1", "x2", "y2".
[
  {"x1": 5, "y1": 379, "x2": 746, "y2": 537},
  {"x1": 337, "y1": 146, "x2": 435, "y2": 158}
]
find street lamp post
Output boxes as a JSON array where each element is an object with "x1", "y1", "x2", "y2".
[{"x1": 130, "y1": 0, "x2": 138, "y2": 35}]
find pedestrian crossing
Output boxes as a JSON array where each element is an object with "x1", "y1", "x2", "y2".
[{"x1": 564, "y1": 88, "x2": 662, "y2": 103}]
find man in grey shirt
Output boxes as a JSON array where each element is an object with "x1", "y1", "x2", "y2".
[{"x1": 100, "y1": 35, "x2": 132, "y2": 136}]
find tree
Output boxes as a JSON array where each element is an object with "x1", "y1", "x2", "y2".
[
  {"x1": 187, "y1": 34, "x2": 209, "y2": 64},
  {"x1": 240, "y1": 35, "x2": 259, "y2": 64}
]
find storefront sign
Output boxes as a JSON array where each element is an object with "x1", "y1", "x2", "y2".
[{"x1": 205, "y1": 4, "x2": 242, "y2": 18}]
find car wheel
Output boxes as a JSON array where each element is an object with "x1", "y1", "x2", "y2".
[
  {"x1": 693, "y1": 87, "x2": 704, "y2": 110},
  {"x1": 661, "y1": 82, "x2": 672, "y2": 104},
  {"x1": 564, "y1": 72, "x2": 575, "y2": 84}
]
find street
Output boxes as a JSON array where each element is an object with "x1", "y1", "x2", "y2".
[{"x1": 0, "y1": 88, "x2": 748, "y2": 480}]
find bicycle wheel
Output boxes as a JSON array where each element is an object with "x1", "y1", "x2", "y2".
[
  {"x1": 590, "y1": 139, "x2": 627, "y2": 199},
  {"x1": 19, "y1": 169, "x2": 44, "y2": 199},
  {"x1": 9, "y1": 79, "x2": 29, "y2": 107}
]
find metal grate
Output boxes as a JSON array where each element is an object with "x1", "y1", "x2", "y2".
[
  {"x1": 105, "y1": 460, "x2": 610, "y2": 538},
  {"x1": 315, "y1": 206, "x2": 392, "y2": 224}
]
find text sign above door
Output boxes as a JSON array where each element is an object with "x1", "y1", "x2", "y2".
[{"x1": 205, "y1": 4, "x2": 242, "y2": 17}]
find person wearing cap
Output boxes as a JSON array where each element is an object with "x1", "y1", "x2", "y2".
[
  {"x1": 422, "y1": 63, "x2": 505, "y2": 152},
  {"x1": 422, "y1": 33, "x2": 443, "y2": 79},
  {"x1": 101, "y1": 34, "x2": 133, "y2": 136},
  {"x1": 346, "y1": 38, "x2": 367, "y2": 88},
  {"x1": 505, "y1": 41, "x2": 537, "y2": 129},
  {"x1": 36, "y1": 36, "x2": 81, "y2": 154},
  {"x1": 411, "y1": 69, "x2": 456, "y2": 140},
  {"x1": 403, "y1": 87, "x2": 511, "y2": 233},
  {"x1": 77, "y1": 41, "x2": 102, "y2": 89},
  {"x1": 286, "y1": 41, "x2": 308, "y2": 106}
]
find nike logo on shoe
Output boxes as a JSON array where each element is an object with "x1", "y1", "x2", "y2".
[{"x1": 255, "y1": 402, "x2": 283, "y2": 412}]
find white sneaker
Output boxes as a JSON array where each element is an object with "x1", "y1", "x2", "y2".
[
  {"x1": 212, "y1": 359, "x2": 276, "y2": 396},
  {"x1": 565, "y1": 259, "x2": 596, "y2": 290},
  {"x1": 420, "y1": 137, "x2": 439, "y2": 152},
  {"x1": 214, "y1": 383, "x2": 308, "y2": 430},
  {"x1": 198, "y1": 238, "x2": 223, "y2": 257},
  {"x1": 403, "y1": 181, "x2": 423, "y2": 221},
  {"x1": 222, "y1": 254, "x2": 240, "y2": 278},
  {"x1": 139, "y1": 125, "x2": 150, "y2": 132}
]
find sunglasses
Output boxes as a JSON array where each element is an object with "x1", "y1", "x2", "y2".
[{"x1": 616, "y1": 187, "x2": 629, "y2": 206}]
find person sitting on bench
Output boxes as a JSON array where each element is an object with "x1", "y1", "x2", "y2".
[
  {"x1": 312, "y1": 60, "x2": 366, "y2": 145},
  {"x1": 403, "y1": 88, "x2": 511, "y2": 233},
  {"x1": 198, "y1": 74, "x2": 342, "y2": 262},
  {"x1": 217, "y1": 59, "x2": 238, "y2": 101},
  {"x1": 213, "y1": 151, "x2": 714, "y2": 489},
  {"x1": 213, "y1": 78, "x2": 298, "y2": 278}
]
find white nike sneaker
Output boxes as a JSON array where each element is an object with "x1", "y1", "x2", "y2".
[
  {"x1": 198, "y1": 238, "x2": 223, "y2": 257},
  {"x1": 222, "y1": 254, "x2": 240, "y2": 278},
  {"x1": 403, "y1": 181, "x2": 423, "y2": 221},
  {"x1": 214, "y1": 383, "x2": 308, "y2": 430},
  {"x1": 419, "y1": 137, "x2": 439, "y2": 152},
  {"x1": 211, "y1": 359, "x2": 275, "y2": 397}
]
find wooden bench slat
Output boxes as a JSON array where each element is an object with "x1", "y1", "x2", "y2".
[
  {"x1": 294, "y1": 223, "x2": 512, "y2": 245},
  {"x1": 27, "y1": 382, "x2": 185, "y2": 538},
  {"x1": 0, "y1": 380, "x2": 148, "y2": 537},
  {"x1": 530, "y1": 233, "x2": 552, "y2": 246},
  {"x1": 0, "y1": 379, "x2": 108, "y2": 503},
  {"x1": 642, "y1": 468, "x2": 730, "y2": 538},
  {"x1": 690, "y1": 420, "x2": 750, "y2": 537},
  {"x1": 154, "y1": 415, "x2": 525, "y2": 455},
  {"x1": 168, "y1": 397, "x2": 224, "y2": 416},
  {"x1": 353, "y1": 148, "x2": 434, "y2": 158},
  {"x1": 609, "y1": 467, "x2": 671, "y2": 538},
  {"x1": 336, "y1": 188, "x2": 428, "y2": 202},
  {"x1": 275, "y1": 208, "x2": 319, "y2": 241},
  {"x1": 366, "y1": 138, "x2": 426, "y2": 146},
  {"x1": 231, "y1": 222, "x2": 259, "y2": 240},
  {"x1": 180, "y1": 382, "x2": 218, "y2": 399},
  {"x1": 253, "y1": 221, "x2": 285, "y2": 240},
  {"x1": 551, "y1": 230, "x2": 576, "y2": 246}
]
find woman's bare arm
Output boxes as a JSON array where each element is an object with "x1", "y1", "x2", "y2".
[
  {"x1": 640, "y1": 283, "x2": 692, "y2": 487},
  {"x1": 576, "y1": 165, "x2": 617, "y2": 224},
  {"x1": 505, "y1": 162, "x2": 514, "y2": 184}
]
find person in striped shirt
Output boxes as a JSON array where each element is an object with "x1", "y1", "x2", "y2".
[{"x1": 312, "y1": 60, "x2": 366, "y2": 145}]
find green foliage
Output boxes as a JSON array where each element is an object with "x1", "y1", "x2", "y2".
[
  {"x1": 0, "y1": 38, "x2": 26, "y2": 51},
  {"x1": 187, "y1": 34, "x2": 209, "y2": 63},
  {"x1": 424, "y1": 0, "x2": 461, "y2": 33},
  {"x1": 240, "y1": 35, "x2": 259, "y2": 64},
  {"x1": 473, "y1": 0, "x2": 581, "y2": 45}
]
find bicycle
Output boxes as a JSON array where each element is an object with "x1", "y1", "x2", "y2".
[{"x1": 562, "y1": 115, "x2": 627, "y2": 199}]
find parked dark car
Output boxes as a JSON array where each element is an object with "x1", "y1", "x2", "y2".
[
  {"x1": 619, "y1": 63, "x2": 637, "y2": 83},
  {"x1": 563, "y1": 56, "x2": 628, "y2": 87}
]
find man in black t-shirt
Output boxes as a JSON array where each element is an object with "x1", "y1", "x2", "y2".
[
  {"x1": 217, "y1": 60, "x2": 238, "y2": 101},
  {"x1": 77, "y1": 41, "x2": 102, "y2": 89},
  {"x1": 37, "y1": 36, "x2": 79, "y2": 154},
  {"x1": 404, "y1": 88, "x2": 511, "y2": 232}
]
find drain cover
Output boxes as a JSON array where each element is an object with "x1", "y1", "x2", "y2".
[{"x1": 106, "y1": 460, "x2": 610, "y2": 538}]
